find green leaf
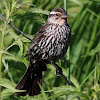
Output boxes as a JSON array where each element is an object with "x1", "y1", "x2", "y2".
[
  {"x1": 67, "y1": 93, "x2": 81, "y2": 100},
  {"x1": 79, "y1": 68, "x2": 95, "y2": 88},
  {"x1": 8, "y1": 29, "x2": 23, "y2": 56},
  {"x1": 46, "y1": 85, "x2": 78, "y2": 93},
  {"x1": 47, "y1": 85, "x2": 80, "y2": 99},
  {"x1": 62, "y1": 67, "x2": 79, "y2": 88},
  {"x1": 39, "y1": 83, "x2": 48, "y2": 100},
  {"x1": 1, "y1": 89, "x2": 14, "y2": 100},
  {"x1": 86, "y1": 16, "x2": 100, "y2": 53},
  {"x1": 2, "y1": 59, "x2": 14, "y2": 82},
  {"x1": 0, "y1": 49, "x2": 13, "y2": 56},
  {"x1": 82, "y1": 44, "x2": 100, "y2": 57},
  {"x1": 29, "y1": 8, "x2": 50, "y2": 15},
  {"x1": 0, "y1": 78, "x2": 25, "y2": 92},
  {"x1": 70, "y1": 0, "x2": 82, "y2": 6},
  {"x1": 2, "y1": 55, "x2": 24, "y2": 62},
  {"x1": 70, "y1": 38, "x2": 83, "y2": 72}
]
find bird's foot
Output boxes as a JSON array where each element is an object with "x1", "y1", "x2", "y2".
[{"x1": 55, "y1": 67, "x2": 63, "y2": 76}]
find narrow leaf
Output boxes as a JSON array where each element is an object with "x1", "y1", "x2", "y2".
[
  {"x1": 0, "y1": 78, "x2": 25, "y2": 92},
  {"x1": 0, "y1": 49, "x2": 12, "y2": 56}
]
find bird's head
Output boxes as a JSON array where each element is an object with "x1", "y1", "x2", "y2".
[{"x1": 47, "y1": 7, "x2": 68, "y2": 25}]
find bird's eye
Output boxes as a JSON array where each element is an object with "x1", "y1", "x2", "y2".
[{"x1": 56, "y1": 14, "x2": 59, "y2": 16}]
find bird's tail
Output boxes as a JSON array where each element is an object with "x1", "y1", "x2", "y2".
[{"x1": 15, "y1": 62, "x2": 47, "y2": 96}]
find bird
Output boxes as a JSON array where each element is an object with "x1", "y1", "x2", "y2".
[{"x1": 15, "y1": 7, "x2": 71, "y2": 96}]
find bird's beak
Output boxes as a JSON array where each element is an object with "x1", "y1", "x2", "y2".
[{"x1": 61, "y1": 15, "x2": 68, "y2": 19}]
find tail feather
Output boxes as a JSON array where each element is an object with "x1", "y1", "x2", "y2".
[
  {"x1": 28, "y1": 78, "x2": 42, "y2": 96},
  {"x1": 15, "y1": 62, "x2": 45, "y2": 96}
]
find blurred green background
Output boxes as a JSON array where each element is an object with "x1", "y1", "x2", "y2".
[{"x1": 0, "y1": 0, "x2": 100, "y2": 100}]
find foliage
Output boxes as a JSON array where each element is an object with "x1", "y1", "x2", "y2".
[{"x1": 0, "y1": 0, "x2": 100, "y2": 100}]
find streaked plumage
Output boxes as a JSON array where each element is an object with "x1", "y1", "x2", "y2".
[{"x1": 15, "y1": 7, "x2": 71, "y2": 96}]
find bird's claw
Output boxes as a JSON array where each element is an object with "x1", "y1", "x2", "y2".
[{"x1": 55, "y1": 68, "x2": 63, "y2": 76}]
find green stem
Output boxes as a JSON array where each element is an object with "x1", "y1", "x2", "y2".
[
  {"x1": 5, "y1": 43, "x2": 15, "y2": 51},
  {"x1": 64, "y1": 0, "x2": 70, "y2": 81},
  {"x1": 0, "y1": 27, "x2": 5, "y2": 100},
  {"x1": 64, "y1": 1, "x2": 71, "y2": 100},
  {"x1": 67, "y1": 48, "x2": 70, "y2": 81},
  {"x1": 0, "y1": 54, "x2": 2, "y2": 100},
  {"x1": 64, "y1": 0, "x2": 67, "y2": 10}
]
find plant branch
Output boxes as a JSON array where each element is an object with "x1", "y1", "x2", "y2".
[
  {"x1": 0, "y1": 13, "x2": 42, "y2": 52},
  {"x1": 5, "y1": 43, "x2": 15, "y2": 51},
  {"x1": 0, "y1": 13, "x2": 71, "y2": 86},
  {"x1": 51, "y1": 62, "x2": 71, "y2": 85}
]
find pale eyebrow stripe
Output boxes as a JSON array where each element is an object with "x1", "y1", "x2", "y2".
[
  {"x1": 50, "y1": 11, "x2": 56, "y2": 14},
  {"x1": 50, "y1": 12, "x2": 62, "y2": 15}
]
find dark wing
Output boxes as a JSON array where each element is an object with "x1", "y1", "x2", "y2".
[
  {"x1": 33, "y1": 23, "x2": 50, "y2": 42},
  {"x1": 25, "y1": 23, "x2": 50, "y2": 58}
]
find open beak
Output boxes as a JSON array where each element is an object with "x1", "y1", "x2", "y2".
[{"x1": 61, "y1": 15, "x2": 68, "y2": 19}]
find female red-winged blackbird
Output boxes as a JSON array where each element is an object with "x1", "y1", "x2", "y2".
[{"x1": 15, "y1": 7, "x2": 71, "y2": 96}]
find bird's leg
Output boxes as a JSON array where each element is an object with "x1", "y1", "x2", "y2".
[
  {"x1": 51, "y1": 62, "x2": 62, "y2": 76},
  {"x1": 51, "y1": 61, "x2": 71, "y2": 85}
]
